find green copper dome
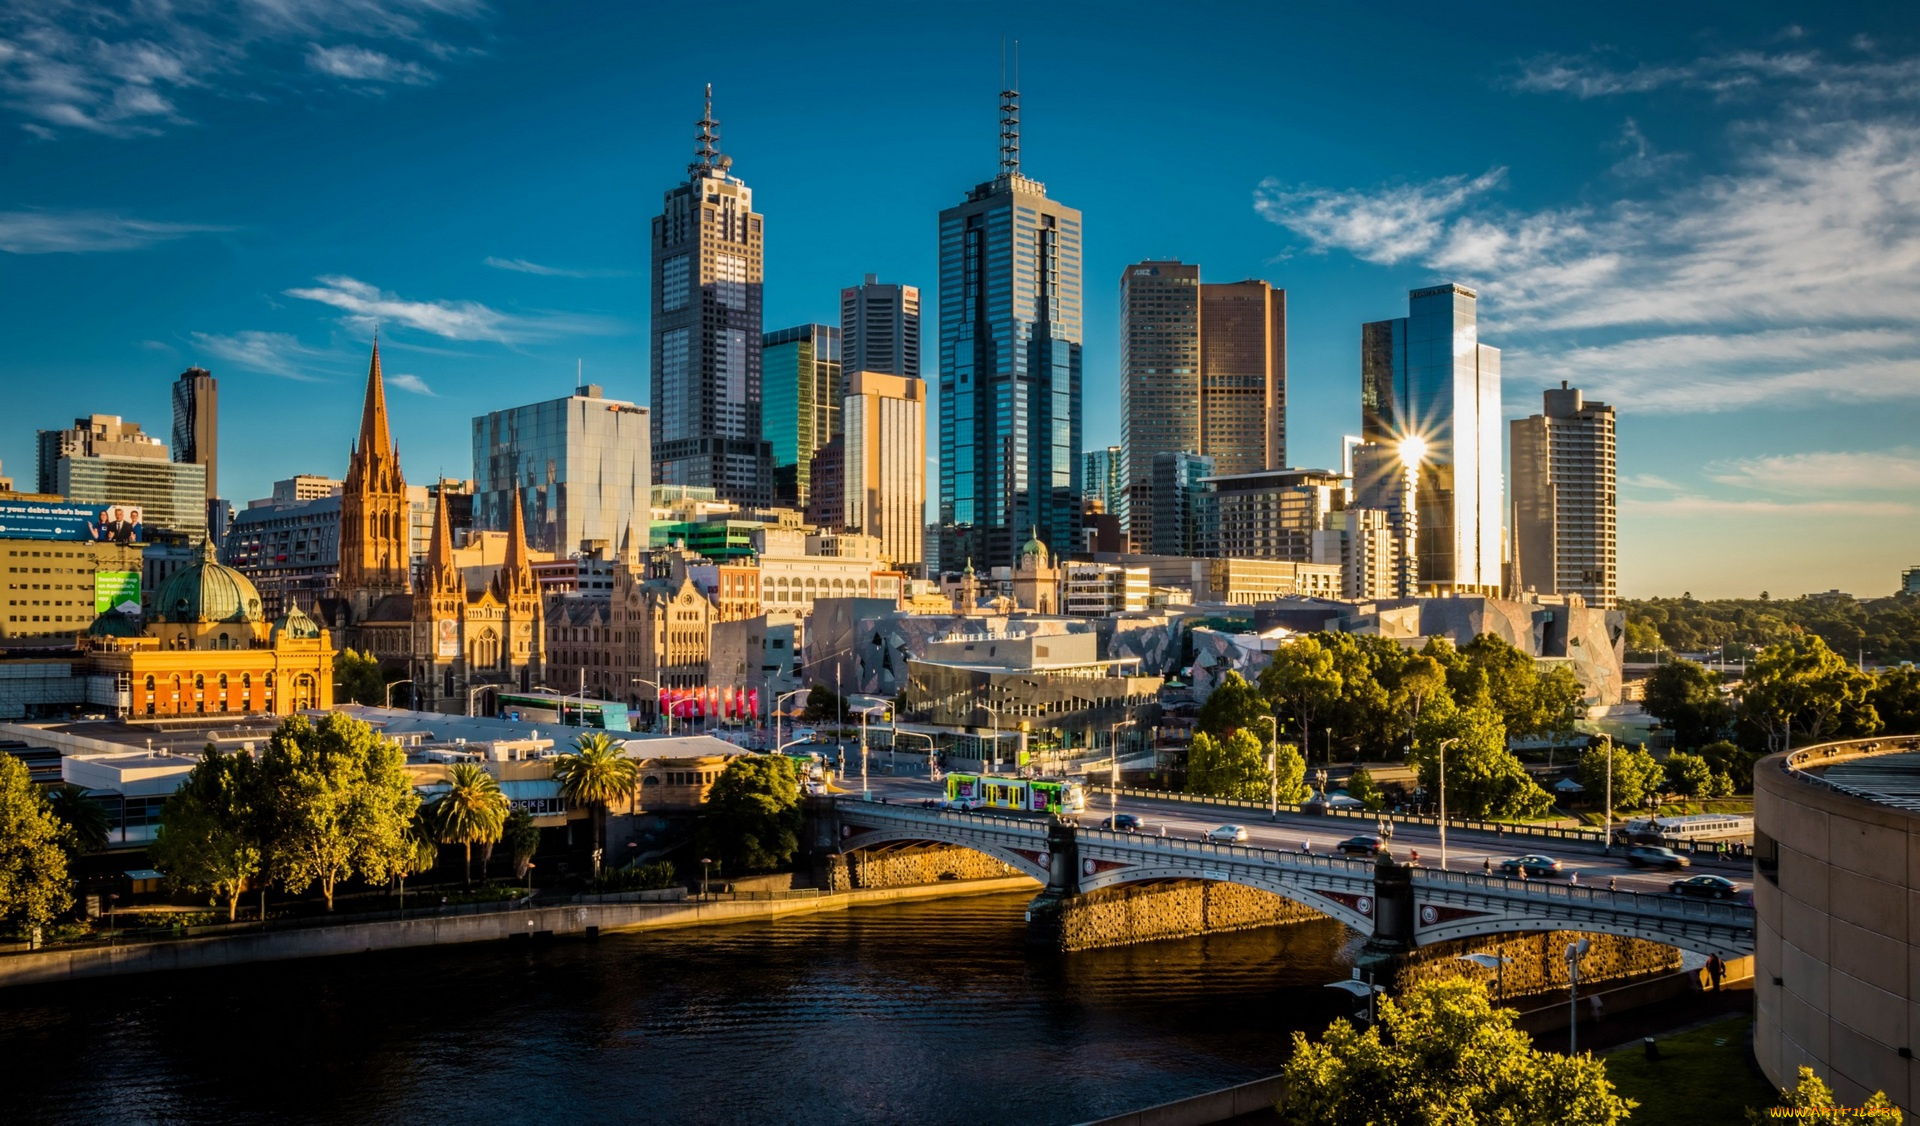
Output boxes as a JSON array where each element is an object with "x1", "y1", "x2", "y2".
[
  {"x1": 1018, "y1": 528, "x2": 1047, "y2": 562},
  {"x1": 271, "y1": 603, "x2": 321, "y2": 641},
  {"x1": 86, "y1": 608, "x2": 142, "y2": 638},
  {"x1": 155, "y1": 543, "x2": 265, "y2": 624}
]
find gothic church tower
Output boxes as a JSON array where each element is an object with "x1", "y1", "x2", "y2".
[{"x1": 340, "y1": 340, "x2": 411, "y2": 618}]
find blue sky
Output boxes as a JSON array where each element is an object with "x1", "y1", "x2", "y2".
[{"x1": 3, "y1": 1, "x2": 1916, "y2": 599}]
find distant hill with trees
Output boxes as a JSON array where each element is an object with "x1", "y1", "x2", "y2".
[{"x1": 1622, "y1": 593, "x2": 1920, "y2": 665}]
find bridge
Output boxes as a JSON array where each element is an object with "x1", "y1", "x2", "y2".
[{"x1": 824, "y1": 798, "x2": 1754, "y2": 959}]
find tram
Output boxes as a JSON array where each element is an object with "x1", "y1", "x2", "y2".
[{"x1": 945, "y1": 772, "x2": 1087, "y2": 815}]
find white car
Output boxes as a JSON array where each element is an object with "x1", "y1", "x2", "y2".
[{"x1": 1207, "y1": 824, "x2": 1250, "y2": 843}]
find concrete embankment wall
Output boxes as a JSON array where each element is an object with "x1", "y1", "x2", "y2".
[
  {"x1": 1035, "y1": 881, "x2": 1327, "y2": 953},
  {"x1": 0, "y1": 876, "x2": 1040, "y2": 990}
]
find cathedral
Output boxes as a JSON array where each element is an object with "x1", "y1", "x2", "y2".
[{"x1": 327, "y1": 341, "x2": 543, "y2": 713}]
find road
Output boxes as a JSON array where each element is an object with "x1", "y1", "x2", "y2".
[{"x1": 836, "y1": 764, "x2": 1750, "y2": 899}]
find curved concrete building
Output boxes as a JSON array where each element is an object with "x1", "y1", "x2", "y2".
[{"x1": 1755, "y1": 736, "x2": 1920, "y2": 1113}]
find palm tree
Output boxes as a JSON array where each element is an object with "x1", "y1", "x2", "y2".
[
  {"x1": 551, "y1": 732, "x2": 637, "y2": 862},
  {"x1": 46, "y1": 783, "x2": 111, "y2": 856},
  {"x1": 432, "y1": 763, "x2": 509, "y2": 886}
]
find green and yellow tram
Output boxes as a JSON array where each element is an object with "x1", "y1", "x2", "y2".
[{"x1": 945, "y1": 772, "x2": 1087, "y2": 815}]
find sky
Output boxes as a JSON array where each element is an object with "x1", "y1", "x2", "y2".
[{"x1": 2, "y1": 1, "x2": 1916, "y2": 600}]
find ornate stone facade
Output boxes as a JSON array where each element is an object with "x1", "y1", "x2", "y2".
[{"x1": 409, "y1": 487, "x2": 543, "y2": 714}]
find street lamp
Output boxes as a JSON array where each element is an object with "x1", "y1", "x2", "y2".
[
  {"x1": 851, "y1": 702, "x2": 890, "y2": 800},
  {"x1": 632, "y1": 677, "x2": 671, "y2": 736},
  {"x1": 466, "y1": 683, "x2": 500, "y2": 718},
  {"x1": 1437, "y1": 737, "x2": 1459, "y2": 870},
  {"x1": 974, "y1": 697, "x2": 1008, "y2": 774},
  {"x1": 385, "y1": 679, "x2": 413, "y2": 708},
  {"x1": 1567, "y1": 938, "x2": 1592, "y2": 1054},
  {"x1": 1108, "y1": 718, "x2": 1135, "y2": 827},
  {"x1": 773, "y1": 688, "x2": 807, "y2": 755},
  {"x1": 1457, "y1": 952, "x2": 1513, "y2": 1002},
  {"x1": 700, "y1": 856, "x2": 713, "y2": 898},
  {"x1": 893, "y1": 723, "x2": 936, "y2": 778},
  {"x1": 1325, "y1": 971, "x2": 1385, "y2": 1024}
]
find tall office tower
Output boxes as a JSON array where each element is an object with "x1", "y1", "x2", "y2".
[
  {"x1": 1083, "y1": 444, "x2": 1125, "y2": 514},
  {"x1": 1360, "y1": 283, "x2": 1502, "y2": 595},
  {"x1": 170, "y1": 367, "x2": 218, "y2": 504},
  {"x1": 472, "y1": 384, "x2": 651, "y2": 555},
  {"x1": 651, "y1": 86, "x2": 773, "y2": 506},
  {"x1": 1350, "y1": 442, "x2": 1419, "y2": 598},
  {"x1": 842, "y1": 371, "x2": 927, "y2": 570},
  {"x1": 1119, "y1": 261, "x2": 1200, "y2": 538},
  {"x1": 938, "y1": 78, "x2": 1082, "y2": 570},
  {"x1": 1148, "y1": 450, "x2": 1214, "y2": 557},
  {"x1": 37, "y1": 413, "x2": 207, "y2": 541},
  {"x1": 842, "y1": 275, "x2": 920, "y2": 378},
  {"x1": 1510, "y1": 382, "x2": 1616, "y2": 608},
  {"x1": 762, "y1": 324, "x2": 841, "y2": 508}
]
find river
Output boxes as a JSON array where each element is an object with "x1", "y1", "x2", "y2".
[{"x1": 3, "y1": 893, "x2": 1358, "y2": 1124}]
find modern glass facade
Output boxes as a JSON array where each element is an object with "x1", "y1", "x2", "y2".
[
  {"x1": 170, "y1": 367, "x2": 218, "y2": 503},
  {"x1": 937, "y1": 136, "x2": 1082, "y2": 571},
  {"x1": 1120, "y1": 261, "x2": 1199, "y2": 539},
  {"x1": 1360, "y1": 284, "x2": 1502, "y2": 594},
  {"x1": 1147, "y1": 450, "x2": 1214, "y2": 557},
  {"x1": 841, "y1": 276, "x2": 920, "y2": 379},
  {"x1": 472, "y1": 386, "x2": 651, "y2": 555},
  {"x1": 1082, "y1": 445, "x2": 1125, "y2": 515},
  {"x1": 762, "y1": 324, "x2": 841, "y2": 508},
  {"x1": 56, "y1": 456, "x2": 208, "y2": 543}
]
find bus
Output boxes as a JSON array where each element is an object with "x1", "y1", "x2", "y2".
[
  {"x1": 1618, "y1": 814, "x2": 1753, "y2": 844},
  {"x1": 945, "y1": 773, "x2": 1087, "y2": 816},
  {"x1": 495, "y1": 692, "x2": 632, "y2": 732}
]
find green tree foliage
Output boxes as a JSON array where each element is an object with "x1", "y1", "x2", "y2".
[
  {"x1": 1392, "y1": 653, "x2": 1450, "y2": 753},
  {"x1": 432, "y1": 762, "x2": 509, "y2": 886},
  {"x1": 334, "y1": 648, "x2": 388, "y2": 707},
  {"x1": 1259, "y1": 637, "x2": 1344, "y2": 763},
  {"x1": 0, "y1": 753, "x2": 72, "y2": 936},
  {"x1": 1625, "y1": 593, "x2": 1920, "y2": 665},
  {"x1": 699, "y1": 755, "x2": 801, "y2": 873},
  {"x1": 1870, "y1": 665, "x2": 1920, "y2": 734},
  {"x1": 1642, "y1": 658, "x2": 1732, "y2": 750},
  {"x1": 1699, "y1": 739, "x2": 1762, "y2": 791},
  {"x1": 1458, "y1": 633, "x2": 1556, "y2": 737},
  {"x1": 1318, "y1": 633, "x2": 1404, "y2": 760},
  {"x1": 1411, "y1": 700, "x2": 1551, "y2": 820},
  {"x1": 1278, "y1": 977, "x2": 1634, "y2": 1126},
  {"x1": 1344, "y1": 767, "x2": 1384, "y2": 811},
  {"x1": 503, "y1": 808, "x2": 540, "y2": 879},
  {"x1": 1622, "y1": 617, "x2": 1663, "y2": 654},
  {"x1": 1537, "y1": 664, "x2": 1587, "y2": 748},
  {"x1": 151, "y1": 747, "x2": 263, "y2": 921},
  {"x1": 1186, "y1": 730, "x2": 1288, "y2": 802},
  {"x1": 551, "y1": 732, "x2": 638, "y2": 854},
  {"x1": 258, "y1": 712, "x2": 421, "y2": 911},
  {"x1": 45, "y1": 782, "x2": 110, "y2": 859},
  {"x1": 1748, "y1": 1065, "x2": 1902, "y2": 1124},
  {"x1": 1196, "y1": 670, "x2": 1268, "y2": 743},
  {"x1": 1273, "y1": 741, "x2": 1310, "y2": 804},
  {"x1": 1665, "y1": 752, "x2": 1713, "y2": 803},
  {"x1": 1578, "y1": 741, "x2": 1664, "y2": 812},
  {"x1": 801, "y1": 683, "x2": 849, "y2": 724},
  {"x1": 1738, "y1": 635, "x2": 1880, "y2": 752}
]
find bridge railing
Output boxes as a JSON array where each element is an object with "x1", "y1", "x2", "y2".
[
  {"x1": 1413, "y1": 867, "x2": 1752, "y2": 926},
  {"x1": 1077, "y1": 826, "x2": 1383, "y2": 876},
  {"x1": 831, "y1": 797, "x2": 1047, "y2": 838},
  {"x1": 1089, "y1": 784, "x2": 1608, "y2": 845}
]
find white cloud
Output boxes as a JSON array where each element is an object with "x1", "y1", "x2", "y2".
[
  {"x1": 1622, "y1": 493, "x2": 1914, "y2": 519},
  {"x1": 483, "y1": 256, "x2": 627, "y2": 279},
  {"x1": 1706, "y1": 448, "x2": 1920, "y2": 496},
  {"x1": 0, "y1": 210, "x2": 226, "y2": 253},
  {"x1": 1510, "y1": 47, "x2": 1920, "y2": 105},
  {"x1": 1254, "y1": 169, "x2": 1508, "y2": 266},
  {"x1": 306, "y1": 45, "x2": 432, "y2": 85},
  {"x1": 188, "y1": 331, "x2": 325, "y2": 381},
  {"x1": 387, "y1": 372, "x2": 435, "y2": 396},
  {"x1": 285, "y1": 275, "x2": 512, "y2": 341}
]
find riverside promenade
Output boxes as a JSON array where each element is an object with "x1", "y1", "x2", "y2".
[{"x1": 0, "y1": 875, "x2": 1040, "y2": 989}]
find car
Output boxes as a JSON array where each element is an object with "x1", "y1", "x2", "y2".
[
  {"x1": 1207, "y1": 824, "x2": 1250, "y2": 843},
  {"x1": 1669, "y1": 874, "x2": 1740, "y2": 900},
  {"x1": 1625, "y1": 845, "x2": 1690, "y2": 870},
  {"x1": 1325, "y1": 792, "x2": 1367, "y2": 809},
  {"x1": 1100, "y1": 813, "x2": 1143, "y2": 833},
  {"x1": 1336, "y1": 835, "x2": 1385, "y2": 857},
  {"x1": 1497, "y1": 854, "x2": 1564, "y2": 878},
  {"x1": 943, "y1": 797, "x2": 982, "y2": 812}
]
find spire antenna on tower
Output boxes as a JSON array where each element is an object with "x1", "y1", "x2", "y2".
[
  {"x1": 691, "y1": 82, "x2": 723, "y2": 177},
  {"x1": 999, "y1": 40, "x2": 1021, "y2": 177}
]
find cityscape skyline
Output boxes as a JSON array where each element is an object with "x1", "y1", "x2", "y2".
[{"x1": 2, "y1": 4, "x2": 1916, "y2": 597}]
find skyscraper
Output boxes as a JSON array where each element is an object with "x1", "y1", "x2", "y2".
[
  {"x1": 842, "y1": 275, "x2": 920, "y2": 379},
  {"x1": 37, "y1": 413, "x2": 207, "y2": 542},
  {"x1": 762, "y1": 324, "x2": 841, "y2": 508},
  {"x1": 938, "y1": 78, "x2": 1082, "y2": 570},
  {"x1": 1120, "y1": 261, "x2": 1200, "y2": 537},
  {"x1": 651, "y1": 86, "x2": 773, "y2": 507},
  {"x1": 842, "y1": 370, "x2": 927, "y2": 570},
  {"x1": 1083, "y1": 444, "x2": 1125, "y2": 515},
  {"x1": 1360, "y1": 283, "x2": 1503, "y2": 595},
  {"x1": 471, "y1": 384, "x2": 651, "y2": 555},
  {"x1": 1510, "y1": 382, "x2": 1617, "y2": 608},
  {"x1": 1148, "y1": 450, "x2": 1214, "y2": 557},
  {"x1": 170, "y1": 366, "x2": 218, "y2": 505}
]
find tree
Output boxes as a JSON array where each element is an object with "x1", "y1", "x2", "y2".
[
  {"x1": 1273, "y1": 741, "x2": 1310, "y2": 804},
  {"x1": 1461, "y1": 633, "x2": 1552, "y2": 737},
  {"x1": 503, "y1": 808, "x2": 540, "y2": 880},
  {"x1": 1749, "y1": 1066, "x2": 1901, "y2": 1124},
  {"x1": 1642, "y1": 659, "x2": 1731, "y2": 751},
  {"x1": 1870, "y1": 665, "x2": 1920, "y2": 735},
  {"x1": 801, "y1": 683, "x2": 848, "y2": 724},
  {"x1": 1186, "y1": 729, "x2": 1289, "y2": 802},
  {"x1": 0, "y1": 753, "x2": 72, "y2": 937},
  {"x1": 1393, "y1": 654, "x2": 1449, "y2": 754},
  {"x1": 45, "y1": 783, "x2": 110, "y2": 860},
  {"x1": 432, "y1": 762, "x2": 509, "y2": 886},
  {"x1": 1344, "y1": 767, "x2": 1384, "y2": 811},
  {"x1": 1738, "y1": 635, "x2": 1879, "y2": 752},
  {"x1": 334, "y1": 648, "x2": 388, "y2": 707},
  {"x1": 1196, "y1": 670, "x2": 1268, "y2": 743},
  {"x1": 151, "y1": 747, "x2": 263, "y2": 921},
  {"x1": 1411, "y1": 699, "x2": 1551, "y2": 820},
  {"x1": 1578, "y1": 741, "x2": 1664, "y2": 812},
  {"x1": 699, "y1": 755, "x2": 802, "y2": 873},
  {"x1": 551, "y1": 732, "x2": 638, "y2": 857},
  {"x1": 1259, "y1": 637, "x2": 1344, "y2": 764},
  {"x1": 1537, "y1": 664, "x2": 1587, "y2": 751},
  {"x1": 1623, "y1": 618, "x2": 1662, "y2": 654},
  {"x1": 1319, "y1": 633, "x2": 1403, "y2": 760},
  {"x1": 1278, "y1": 977, "x2": 1633, "y2": 1125},
  {"x1": 1699, "y1": 739, "x2": 1762, "y2": 792},
  {"x1": 258, "y1": 712, "x2": 421, "y2": 911},
  {"x1": 1665, "y1": 752, "x2": 1713, "y2": 806}
]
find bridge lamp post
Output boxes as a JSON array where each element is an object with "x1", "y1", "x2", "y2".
[
  {"x1": 1457, "y1": 952, "x2": 1512, "y2": 1002},
  {"x1": 852, "y1": 703, "x2": 890, "y2": 801},
  {"x1": 1566, "y1": 938, "x2": 1592, "y2": 1055},
  {"x1": 1108, "y1": 718, "x2": 1136, "y2": 826},
  {"x1": 772, "y1": 688, "x2": 807, "y2": 754},
  {"x1": 1437, "y1": 737, "x2": 1460, "y2": 871},
  {"x1": 1324, "y1": 973, "x2": 1384, "y2": 1024},
  {"x1": 1262, "y1": 715, "x2": 1280, "y2": 822},
  {"x1": 384, "y1": 679, "x2": 413, "y2": 709}
]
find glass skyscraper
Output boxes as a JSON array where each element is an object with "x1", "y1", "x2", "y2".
[
  {"x1": 472, "y1": 385, "x2": 651, "y2": 555},
  {"x1": 937, "y1": 83, "x2": 1082, "y2": 570},
  {"x1": 1359, "y1": 283, "x2": 1503, "y2": 595},
  {"x1": 841, "y1": 275, "x2": 920, "y2": 379},
  {"x1": 762, "y1": 324, "x2": 841, "y2": 508}
]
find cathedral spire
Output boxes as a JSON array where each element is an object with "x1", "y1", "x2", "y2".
[
  {"x1": 358, "y1": 337, "x2": 394, "y2": 465},
  {"x1": 427, "y1": 486, "x2": 458, "y2": 594},
  {"x1": 496, "y1": 486, "x2": 535, "y2": 597}
]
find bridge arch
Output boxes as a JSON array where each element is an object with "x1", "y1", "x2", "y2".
[
  {"x1": 1413, "y1": 911, "x2": 1750, "y2": 959},
  {"x1": 836, "y1": 825, "x2": 1052, "y2": 884},
  {"x1": 1075, "y1": 864, "x2": 1376, "y2": 934}
]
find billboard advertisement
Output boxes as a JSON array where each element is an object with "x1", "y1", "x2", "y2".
[
  {"x1": 0, "y1": 499, "x2": 144, "y2": 544},
  {"x1": 436, "y1": 618, "x2": 459, "y2": 657},
  {"x1": 95, "y1": 571, "x2": 141, "y2": 616}
]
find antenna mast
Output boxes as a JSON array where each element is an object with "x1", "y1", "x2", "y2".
[
  {"x1": 690, "y1": 83, "x2": 721, "y2": 177},
  {"x1": 999, "y1": 39, "x2": 1020, "y2": 177}
]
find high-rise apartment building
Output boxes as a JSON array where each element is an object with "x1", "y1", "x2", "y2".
[
  {"x1": 1360, "y1": 283, "x2": 1503, "y2": 595},
  {"x1": 762, "y1": 324, "x2": 841, "y2": 508},
  {"x1": 1119, "y1": 260, "x2": 1287, "y2": 534},
  {"x1": 1202, "y1": 468, "x2": 1345, "y2": 563},
  {"x1": 842, "y1": 371, "x2": 926, "y2": 571},
  {"x1": 1350, "y1": 442, "x2": 1421, "y2": 599},
  {"x1": 1148, "y1": 450, "x2": 1214, "y2": 557},
  {"x1": 842, "y1": 275, "x2": 920, "y2": 379},
  {"x1": 937, "y1": 81, "x2": 1082, "y2": 570},
  {"x1": 37, "y1": 414, "x2": 207, "y2": 542},
  {"x1": 170, "y1": 366, "x2": 218, "y2": 505},
  {"x1": 651, "y1": 86, "x2": 773, "y2": 506},
  {"x1": 1510, "y1": 382, "x2": 1616, "y2": 608},
  {"x1": 472, "y1": 384, "x2": 651, "y2": 555}
]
